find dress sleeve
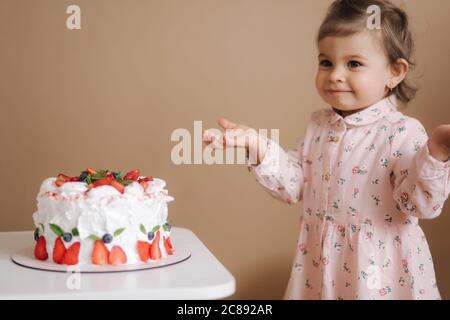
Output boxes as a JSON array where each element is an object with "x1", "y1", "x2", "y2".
[
  {"x1": 247, "y1": 137, "x2": 305, "y2": 205},
  {"x1": 390, "y1": 117, "x2": 450, "y2": 219}
]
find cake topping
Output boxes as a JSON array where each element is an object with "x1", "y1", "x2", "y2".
[
  {"x1": 102, "y1": 233, "x2": 113, "y2": 244},
  {"x1": 34, "y1": 236, "x2": 48, "y2": 261},
  {"x1": 34, "y1": 223, "x2": 45, "y2": 241},
  {"x1": 54, "y1": 168, "x2": 154, "y2": 193},
  {"x1": 62, "y1": 232, "x2": 73, "y2": 243}
]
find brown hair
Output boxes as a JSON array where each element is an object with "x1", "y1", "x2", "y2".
[{"x1": 317, "y1": 0, "x2": 416, "y2": 104}]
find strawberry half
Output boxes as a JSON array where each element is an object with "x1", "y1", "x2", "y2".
[
  {"x1": 110, "y1": 180, "x2": 125, "y2": 193},
  {"x1": 137, "y1": 241, "x2": 150, "y2": 262},
  {"x1": 108, "y1": 246, "x2": 127, "y2": 265},
  {"x1": 92, "y1": 177, "x2": 112, "y2": 187},
  {"x1": 92, "y1": 240, "x2": 109, "y2": 265},
  {"x1": 139, "y1": 180, "x2": 149, "y2": 190},
  {"x1": 124, "y1": 169, "x2": 140, "y2": 181},
  {"x1": 87, "y1": 168, "x2": 97, "y2": 174},
  {"x1": 139, "y1": 177, "x2": 153, "y2": 182},
  {"x1": 55, "y1": 179, "x2": 65, "y2": 187},
  {"x1": 164, "y1": 236, "x2": 174, "y2": 255},
  {"x1": 63, "y1": 242, "x2": 81, "y2": 265},
  {"x1": 53, "y1": 237, "x2": 67, "y2": 264},
  {"x1": 57, "y1": 173, "x2": 71, "y2": 181},
  {"x1": 34, "y1": 236, "x2": 48, "y2": 261},
  {"x1": 150, "y1": 231, "x2": 161, "y2": 260}
]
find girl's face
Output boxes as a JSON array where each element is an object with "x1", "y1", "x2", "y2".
[{"x1": 315, "y1": 31, "x2": 392, "y2": 116}]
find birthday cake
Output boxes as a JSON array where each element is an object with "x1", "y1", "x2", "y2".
[{"x1": 32, "y1": 168, "x2": 174, "y2": 266}]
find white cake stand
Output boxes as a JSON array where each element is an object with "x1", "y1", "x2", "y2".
[{"x1": 11, "y1": 246, "x2": 191, "y2": 273}]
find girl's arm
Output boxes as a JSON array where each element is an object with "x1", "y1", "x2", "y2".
[
  {"x1": 247, "y1": 137, "x2": 305, "y2": 205},
  {"x1": 203, "y1": 118, "x2": 305, "y2": 205},
  {"x1": 390, "y1": 118, "x2": 450, "y2": 219}
]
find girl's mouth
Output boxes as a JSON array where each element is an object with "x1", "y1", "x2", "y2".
[{"x1": 325, "y1": 89, "x2": 353, "y2": 95}]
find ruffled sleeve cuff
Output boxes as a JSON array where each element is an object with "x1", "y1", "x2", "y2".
[
  {"x1": 247, "y1": 139, "x2": 282, "y2": 177},
  {"x1": 418, "y1": 142, "x2": 449, "y2": 179},
  {"x1": 416, "y1": 142, "x2": 450, "y2": 198}
]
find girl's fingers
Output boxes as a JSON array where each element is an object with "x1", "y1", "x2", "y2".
[
  {"x1": 202, "y1": 130, "x2": 211, "y2": 142},
  {"x1": 223, "y1": 131, "x2": 248, "y2": 148},
  {"x1": 211, "y1": 134, "x2": 225, "y2": 149},
  {"x1": 218, "y1": 118, "x2": 239, "y2": 130},
  {"x1": 204, "y1": 123, "x2": 254, "y2": 149},
  {"x1": 203, "y1": 129, "x2": 216, "y2": 143}
]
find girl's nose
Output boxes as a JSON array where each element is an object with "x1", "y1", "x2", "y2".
[{"x1": 329, "y1": 67, "x2": 345, "y2": 83}]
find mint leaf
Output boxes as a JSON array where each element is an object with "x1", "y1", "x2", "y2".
[
  {"x1": 140, "y1": 224, "x2": 147, "y2": 235},
  {"x1": 49, "y1": 223, "x2": 64, "y2": 237},
  {"x1": 34, "y1": 228, "x2": 40, "y2": 240},
  {"x1": 152, "y1": 225, "x2": 160, "y2": 232},
  {"x1": 121, "y1": 180, "x2": 135, "y2": 186},
  {"x1": 89, "y1": 235, "x2": 101, "y2": 241},
  {"x1": 114, "y1": 228, "x2": 125, "y2": 237},
  {"x1": 72, "y1": 228, "x2": 79, "y2": 236},
  {"x1": 163, "y1": 223, "x2": 171, "y2": 232},
  {"x1": 98, "y1": 169, "x2": 109, "y2": 176},
  {"x1": 91, "y1": 173, "x2": 106, "y2": 181},
  {"x1": 116, "y1": 171, "x2": 125, "y2": 181}
]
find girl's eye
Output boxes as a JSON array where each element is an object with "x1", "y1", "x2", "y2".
[
  {"x1": 348, "y1": 60, "x2": 362, "y2": 69},
  {"x1": 319, "y1": 59, "x2": 333, "y2": 68}
]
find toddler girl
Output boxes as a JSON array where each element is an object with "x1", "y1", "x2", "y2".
[{"x1": 204, "y1": 0, "x2": 450, "y2": 299}]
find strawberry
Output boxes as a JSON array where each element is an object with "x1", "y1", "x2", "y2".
[
  {"x1": 34, "y1": 236, "x2": 48, "y2": 261},
  {"x1": 139, "y1": 180, "x2": 149, "y2": 190},
  {"x1": 150, "y1": 231, "x2": 161, "y2": 260},
  {"x1": 163, "y1": 236, "x2": 174, "y2": 255},
  {"x1": 92, "y1": 177, "x2": 112, "y2": 187},
  {"x1": 139, "y1": 177, "x2": 153, "y2": 182},
  {"x1": 55, "y1": 179, "x2": 65, "y2": 187},
  {"x1": 53, "y1": 237, "x2": 67, "y2": 264},
  {"x1": 63, "y1": 242, "x2": 80, "y2": 265},
  {"x1": 108, "y1": 246, "x2": 127, "y2": 265},
  {"x1": 87, "y1": 168, "x2": 97, "y2": 174},
  {"x1": 124, "y1": 169, "x2": 140, "y2": 181},
  {"x1": 137, "y1": 241, "x2": 150, "y2": 262},
  {"x1": 110, "y1": 180, "x2": 125, "y2": 193},
  {"x1": 57, "y1": 173, "x2": 71, "y2": 181},
  {"x1": 92, "y1": 240, "x2": 109, "y2": 265}
]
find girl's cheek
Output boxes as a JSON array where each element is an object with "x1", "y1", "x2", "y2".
[
  {"x1": 315, "y1": 71, "x2": 326, "y2": 91},
  {"x1": 349, "y1": 73, "x2": 374, "y2": 92}
]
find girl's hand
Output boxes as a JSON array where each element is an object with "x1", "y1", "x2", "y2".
[
  {"x1": 428, "y1": 124, "x2": 450, "y2": 162},
  {"x1": 202, "y1": 118, "x2": 268, "y2": 165}
]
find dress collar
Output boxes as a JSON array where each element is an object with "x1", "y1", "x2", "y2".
[{"x1": 327, "y1": 95, "x2": 398, "y2": 127}]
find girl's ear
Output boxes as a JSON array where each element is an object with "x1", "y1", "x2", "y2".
[{"x1": 387, "y1": 58, "x2": 409, "y2": 89}]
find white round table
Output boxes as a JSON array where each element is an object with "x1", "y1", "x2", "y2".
[{"x1": 0, "y1": 227, "x2": 235, "y2": 300}]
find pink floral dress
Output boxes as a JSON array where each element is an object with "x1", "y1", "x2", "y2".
[{"x1": 249, "y1": 96, "x2": 449, "y2": 300}]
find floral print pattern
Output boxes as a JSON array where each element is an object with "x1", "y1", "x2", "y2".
[{"x1": 249, "y1": 96, "x2": 450, "y2": 300}]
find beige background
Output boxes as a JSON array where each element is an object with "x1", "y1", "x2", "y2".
[{"x1": 1, "y1": 0, "x2": 449, "y2": 299}]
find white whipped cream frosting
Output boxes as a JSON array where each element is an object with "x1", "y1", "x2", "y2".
[{"x1": 33, "y1": 177, "x2": 174, "y2": 265}]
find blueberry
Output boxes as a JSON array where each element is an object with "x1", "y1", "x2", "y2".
[
  {"x1": 112, "y1": 172, "x2": 120, "y2": 180},
  {"x1": 102, "y1": 233, "x2": 113, "y2": 244},
  {"x1": 147, "y1": 231, "x2": 155, "y2": 241},
  {"x1": 78, "y1": 171, "x2": 88, "y2": 182},
  {"x1": 63, "y1": 232, "x2": 72, "y2": 243}
]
